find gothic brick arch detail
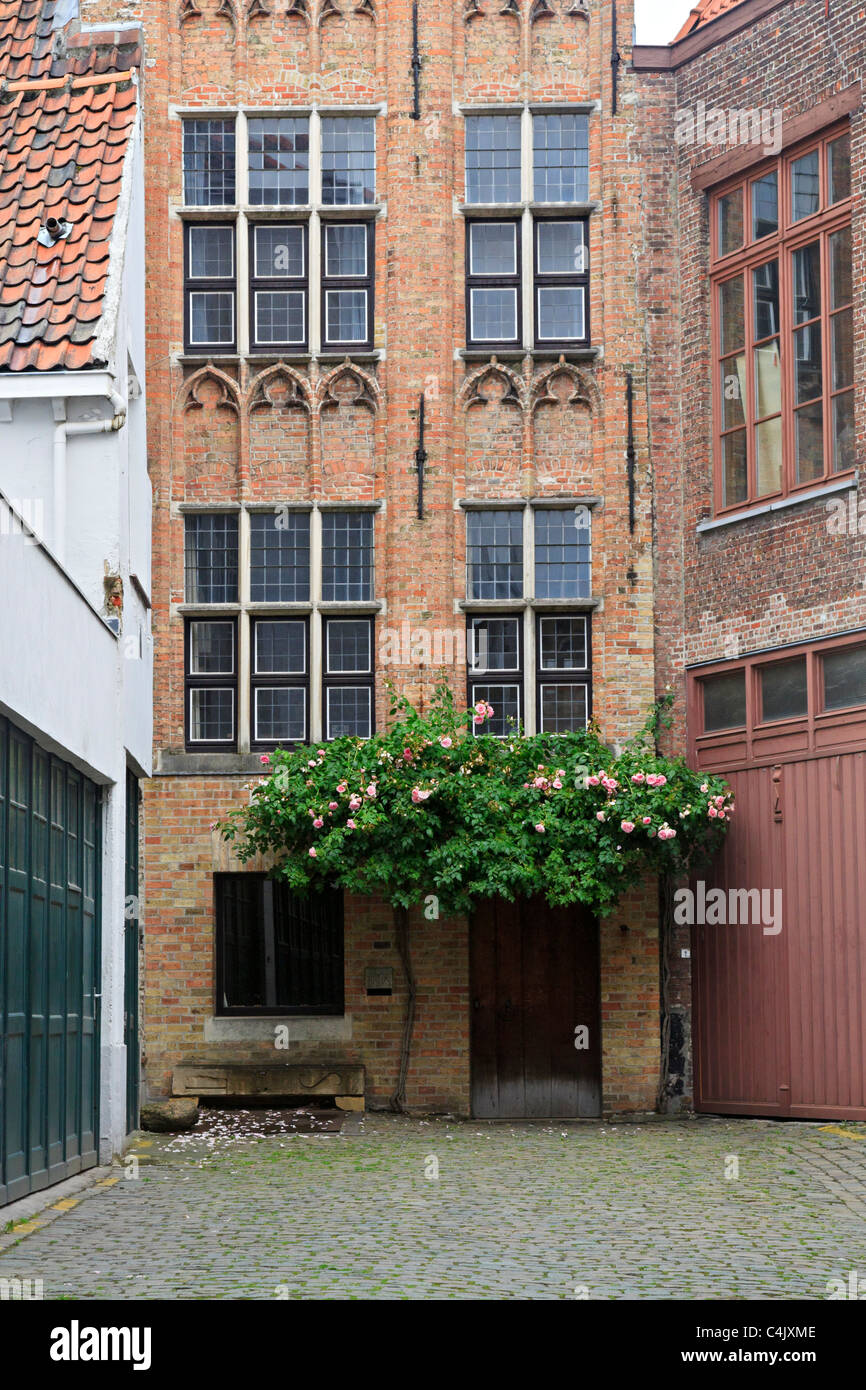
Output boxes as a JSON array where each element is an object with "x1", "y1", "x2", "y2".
[
  {"x1": 317, "y1": 359, "x2": 380, "y2": 414},
  {"x1": 460, "y1": 358, "x2": 526, "y2": 412},
  {"x1": 529, "y1": 0, "x2": 554, "y2": 21},
  {"x1": 354, "y1": 0, "x2": 376, "y2": 17},
  {"x1": 463, "y1": 0, "x2": 483, "y2": 20},
  {"x1": 317, "y1": 0, "x2": 342, "y2": 24},
  {"x1": 247, "y1": 363, "x2": 312, "y2": 414},
  {"x1": 530, "y1": 359, "x2": 600, "y2": 418},
  {"x1": 217, "y1": 0, "x2": 237, "y2": 21},
  {"x1": 180, "y1": 0, "x2": 202, "y2": 21},
  {"x1": 285, "y1": 0, "x2": 311, "y2": 18},
  {"x1": 178, "y1": 365, "x2": 241, "y2": 415},
  {"x1": 500, "y1": 0, "x2": 521, "y2": 16},
  {"x1": 247, "y1": 0, "x2": 271, "y2": 19}
]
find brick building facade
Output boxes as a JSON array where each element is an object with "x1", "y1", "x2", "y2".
[
  {"x1": 85, "y1": 0, "x2": 665, "y2": 1117},
  {"x1": 636, "y1": 0, "x2": 866, "y2": 1118}
]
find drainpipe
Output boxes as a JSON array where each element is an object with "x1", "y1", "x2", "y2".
[{"x1": 52, "y1": 389, "x2": 126, "y2": 564}]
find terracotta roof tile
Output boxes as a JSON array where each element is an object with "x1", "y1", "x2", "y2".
[
  {"x1": 0, "y1": 6, "x2": 139, "y2": 372},
  {"x1": 675, "y1": 0, "x2": 748, "y2": 39}
]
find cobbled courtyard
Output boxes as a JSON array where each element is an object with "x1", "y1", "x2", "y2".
[{"x1": 1, "y1": 1111, "x2": 865, "y2": 1300}]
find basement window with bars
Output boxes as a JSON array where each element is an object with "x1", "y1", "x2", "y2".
[
  {"x1": 215, "y1": 873, "x2": 344, "y2": 1016},
  {"x1": 463, "y1": 108, "x2": 591, "y2": 350}
]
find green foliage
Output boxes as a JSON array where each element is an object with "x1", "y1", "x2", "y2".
[{"x1": 218, "y1": 686, "x2": 734, "y2": 918}]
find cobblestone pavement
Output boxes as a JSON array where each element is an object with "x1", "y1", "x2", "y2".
[{"x1": 1, "y1": 1111, "x2": 865, "y2": 1300}]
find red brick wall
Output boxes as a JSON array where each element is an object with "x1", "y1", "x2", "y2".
[{"x1": 119, "y1": 0, "x2": 664, "y2": 1114}]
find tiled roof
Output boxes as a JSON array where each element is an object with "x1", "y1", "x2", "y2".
[
  {"x1": 0, "y1": 2, "x2": 141, "y2": 371},
  {"x1": 675, "y1": 0, "x2": 748, "y2": 39}
]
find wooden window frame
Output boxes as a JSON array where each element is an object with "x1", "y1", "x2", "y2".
[
  {"x1": 320, "y1": 220, "x2": 375, "y2": 351},
  {"x1": 536, "y1": 613, "x2": 592, "y2": 734},
  {"x1": 184, "y1": 616, "x2": 238, "y2": 752},
  {"x1": 248, "y1": 222, "x2": 308, "y2": 354},
  {"x1": 533, "y1": 216, "x2": 590, "y2": 350},
  {"x1": 710, "y1": 124, "x2": 854, "y2": 516},
  {"x1": 322, "y1": 616, "x2": 376, "y2": 742},
  {"x1": 250, "y1": 616, "x2": 310, "y2": 752},
  {"x1": 465, "y1": 219, "x2": 522, "y2": 351},
  {"x1": 184, "y1": 222, "x2": 237, "y2": 353}
]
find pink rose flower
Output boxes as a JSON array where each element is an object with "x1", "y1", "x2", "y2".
[
  {"x1": 552, "y1": 778, "x2": 563, "y2": 790},
  {"x1": 366, "y1": 784, "x2": 377, "y2": 799},
  {"x1": 630, "y1": 772, "x2": 645, "y2": 784},
  {"x1": 586, "y1": 775, "x2": 600, "y2": 787},
  {"x1": 349, "y1": 794, "x2": 362, "y2": 811},
  {"x1": 621, "y1": 821, "x2": 635, "y2": 834},
  {"x1": 535, "y1": 823, "x2": 545, "y2": 833},
  {"x1": 642, "y1": 816, "x2": 651, "y2": 825},
  {"x1": 596, "y1": 811, "x2": 606, "y2": 822},
  {"x1": 259, "y1": 755, "x2": 270, "y2": 765},
  {"x1": 473, "y1": 714, "x2": 485, "y2": 725},
  {"x1": 308, "y1": 847, "x2": 317, "y2": 858},
  {"x1": 700, "y1": 783, "x2": 709, "y2": 793},
  {"x1": 708, "y1": 806, "x2": 718, "y2": 818},
  {"x1": 337, "y1": 781, "x2": 348, "y2": 794},
  {"x1": 313, "y1": 817, "x2": 324, "y2": 829},
  {"x1": 347, "y1": 818, "x2": 357, "y2": 829},
  {"x1": 439, "y1": 736, "x2": 452, "y2": 748},
  {"x1": 329, "y1": 801, "x2": 338, "y2": 810},
  {"x1": 476, "y1": 701, "x2": 488, "y2": 715},
  {"x1": 403, "y1": 749, "x2": 413, "y2": 761}
]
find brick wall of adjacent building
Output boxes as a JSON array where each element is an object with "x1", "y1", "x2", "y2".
[
  {"x1": 636, "y1": 0, "x2": 866, "y2": 1106},
  {"x1": 88, "y1": 0, "x2": 667, "y2": 1114}
]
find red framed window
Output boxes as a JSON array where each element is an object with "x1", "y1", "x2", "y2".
[{"x1": 711, "y1": 126, "x2": 854, "y2": 514}]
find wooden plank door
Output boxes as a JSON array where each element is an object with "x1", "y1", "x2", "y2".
[{"x1": 470, "y1": 896, "x2": 601, "y2": 1119}]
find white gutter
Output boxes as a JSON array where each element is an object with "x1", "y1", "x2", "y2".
[{"x1": 52, "y1": 388, "x2": 126, "y2": 563}]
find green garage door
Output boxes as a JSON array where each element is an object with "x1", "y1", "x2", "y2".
[{"x1": 0, "y1": 715, "x2": 102, "y2": 1206}]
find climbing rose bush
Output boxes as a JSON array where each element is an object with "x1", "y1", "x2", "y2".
[{"x1": 219, "y1": 687, "x2": 734, "y2": 919}]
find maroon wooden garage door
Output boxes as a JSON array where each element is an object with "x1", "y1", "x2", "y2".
[
  {"x1": 470, "y1": 896, "x2": 601, "y2": 1119},
  {"x1": 689, "y1": 637, "x2": 866, "y2": 1121}
]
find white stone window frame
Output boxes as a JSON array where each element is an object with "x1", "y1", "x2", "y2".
[
  {"x1": 173, "y1": 104, "x2": 386, "y2": 361},
  {"x1": 177, "y1": 501, "x2": 382, "y2": 749},
  {"x1": 458, "y1": 101, "x2": 601, "y2": 356}
]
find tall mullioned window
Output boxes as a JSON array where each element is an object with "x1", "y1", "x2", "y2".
[
  {"x1": 463, "y1": 109, "x2": 592, "y2": 350},
  {"x1": 711, "y1": 126, "x2": 853, "y2": 513}
]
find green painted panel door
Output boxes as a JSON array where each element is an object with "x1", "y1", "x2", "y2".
[{"x1": 0, "y1": 718, "x2": 102, "y2": 1206}]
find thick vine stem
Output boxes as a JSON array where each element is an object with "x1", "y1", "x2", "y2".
[{"x1": 390, "y1": 904, "x2": 417, "y2": 1114}]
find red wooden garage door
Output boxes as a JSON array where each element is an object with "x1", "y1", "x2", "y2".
[{"x1": 689, "y1": 635, "x2": 866, "y2": 1121}]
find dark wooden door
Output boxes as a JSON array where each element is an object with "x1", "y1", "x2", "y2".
[{"x1": 470, "y1": 896, "x2": 601, "y2": 1119}]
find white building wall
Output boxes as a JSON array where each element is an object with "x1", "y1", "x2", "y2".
[{"x1": 0, "y1": 110, "x2": 151, "y2": 1163}]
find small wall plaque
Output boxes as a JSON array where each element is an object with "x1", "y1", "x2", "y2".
[{"x1": 365, "y1": 966, "x2": 393, "y2": 995}]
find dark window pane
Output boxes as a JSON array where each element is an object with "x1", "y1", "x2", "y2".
[
  {"x1": 254, "y1": 621, "x2": 305, "y2": 674},
  {"x1": 326, "y1": 620, "x2": 371, "y2": 674},
  {"x1": 760, "y1": 657, "x2": 807, "y2": 722},
  {"x1": 469, "y1": 618, "x2": 520, "y2": 672},
  {"x1": 540, "y1": 683, "x2": 588, "y2": 732},
  {"x1": 827, "y1": 132, "x2": 851, "y2": 204},
  {"x1": 189, "y1": 688, "x2": 234, "y2": 741},
  {"x1": 537, "y1": 285, "x2": 584, "y2": 341},
  {"x1": 469, "y1": 222, "x2": 516, "y2": 275},
  {"x1": 254, "y1": 687, "x2": 306, "y2": 742},
  {"x1": 537, "y1": 220, "x2": 586, "y2": 274},
  {"x1": 753, "y1": 259, "x2": 778, "y2": 340},
  {"x1": 718, "y1": 187, "x2": 743, "y2": 256},
  {"x1": 702, "y1": 670, "x2": 746, "y2": 731},
  {"x1": 470, "y1": 287, "x2": 517, "y2": 342},
  {"x1": 722, "y1": 430, "x2": 747, "y2": 506},
  {"x1": 823, "y1": 645, "x2": 866, "y2": 711},
  {"x1": 190, "y1": 621, "x2": 234, "y2": 674},
  {"x1": 217, "y1": 877, "x2": 343, "y2": 1013},
  {"x1": 253, "y1": 225, "x2": 304, "y2": 278},
  {"x1": 321, "y1": 512, "x2": 374, "y2": 602},
  {"x1": 751, "y1": 170, "x2": 778, "y2": 239},
  {"x1": 539, "y1": 617, "x2": 587, "y2": 670},
  {"x1": 248, "y1": 116, "x2": 309, "y2": 206},
  {"x1": 321, "y1": 116, "x2": 376, "y2": 205},
  {"x1": 830, "y1": 225, "x2": 852, "y2": 309},
  {"x1": 183, "y1": 118, "x2": 235, "y2": 206},
  {"x1": 533, "y1": 113, "x2": 589, "y2": 203},
  {"x1": 719, "y1": 275, "x2": 744, "y2": 353},
  {"x1": 467, "y1": 509, "x2": 523, "y2": 600},
  {"x1": 794, "y1": 322, "x2": 822, "y2": 403},
  {"x1": 534, "y1": 507, "x2": 591, "y2": 599},
  {"x1": 250, "y1": 511, "x2": 310, "y2": 602},
  {"x1": 833, "y1": 391, "x2": 855, "y2": 473},
  {"x1": 326, "y1": 686, "x2": 372, "y2": 739},
  {"x1": 465, "y1": 114, "x2": 521, "y2": 204},
  {"x1": 185, "y1": 514, "x2": 239, "y2": 603},
  {"x1": 795, "y1": 401, "x2": 824, "y2": 483},
  {"x1": 470, "y1": 683, "x2": 520, "y2": 737},
  {"x1": 255, "y1": 291, "x2": 305, "y2": 344},
  {"x1": 189, "y1": 225, "x2": 234, "y2": 278},
  {"x1": 189, "y1": 292, "x2": 234, "y2": 345},
  {"x1": 324, "y1": 223, "x2": 367, "y2": 277},
  {"x1": 792, "y1": 240, "x2": 820, "y2": 323},
  {"x1": 791, "y1": 148, "x2": 820, "y2": 221},
  {"x1": 325, "y1": 290, "x2": 368, "y2": 343}
]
